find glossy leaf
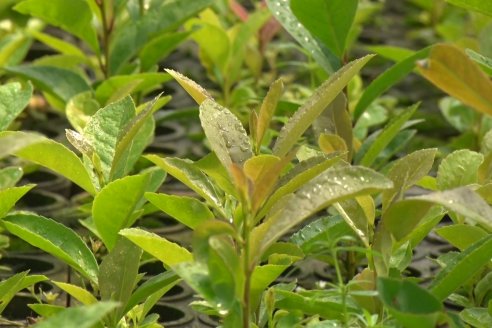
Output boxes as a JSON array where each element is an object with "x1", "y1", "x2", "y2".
[
  {"x1": 418, "y1": 44, "x2": 492, "y2": 116},
  {"x1": 99, "y1": 237, "x2": 142, "y2": 325},
  {"x1": 460, "y1": 308, "x2": 492, "y2": 328},
  {"x1": 4, "y1": 65, "x2": 90, "y2": 105},
  {"x1": 84, "y1": 96, "x2": 134, "y2": 182},
  {"x1": 252, "y1": 165, "x2": 392, "y2": 259},
  {"x1": 446, "y1": 0, "x2": 492, "y2": 17},
  {"x1": 120, "y1": 228, "x2": 192, "y2": 267},
  {"x1": 378, "y1": 277, "x2": 442, "y2": 328},
  {"x1": 146, "y1": 155, "x2": 225, "y2": 215},
  {"x1": 275, "y1": 289, "x2": 349, "y2": 319},
  {"x1": 14, "y1": 0, "x2": 99, "y2": 52},
  {"x1": 258, "y1": 153, "x2": 342, "y2": 219},
  {"x1": 109, "y1": 0, "x2": 214, "y2": 74},
  {"x1": 3, "y1": 213, "x2": 99, "y2": 284},
  {"x1": 0, "y1": 81, "x2": 32, "y2": 131},
  {"x1": 251, "y1": 264, "x2": 289, "y2": 310},
  {"x1": 437, "y1": 149, "x2": 484, "y2": 190},
  {"x1": 430, "y1": 235, "x2": 492, "y2": 301},
  {"x1": 290, "y1": 0, "x2": 357, "y2": 57},
  {"x1": 200, "y1": 98, "x2": 253, "y2": 168},
  {"x1": 386, "y1": 188, "x2": 492, "y2": 239},
  {"x1": 436, "y1": 224, "x2": 488, "y2": 250},
  {"x1": 30, "y1": 30, "x2": 86, "y2": 58},
  {"x1": 0, "y1": 185, "x2": 33, "y2": 218},
  {"x1": 354, "y1": 47, "x2": 430, "y2": 120},
  {"x1": 165, "y1": 69, "x2": 212, "y2": 105},
  {"x1": 195, "y1": 152, "x2": 237, "y2": 197},
  {"x1": 52, "y1": 282, "x2": 97, "y2": 305},
  {"x1": 255, "y1": 79, "x2": 284, "y2": 151},
  {"x1": 145, "y1": 192, "x2": 213, "y2": 229},
  {"x1": 32, "y1": 302, "x2": 119, "y2": 328},
  {"x1": 358, "y1": 104, "x2": 418, "y2": 167},
  {"x1": 0, "y1": 167, "x2": 23, "y2": 189},
  {"x1": 0, "y1": 272, "x2": 47, "y2": 313},
  {"x1": 266, "y1": 0, "x2": 338, "y2": 73},
  {"x1": 93, "y1": 173, "x2": 157, "y2": 250},
  {"x1": 0, "y1": 131, "x2": 95, "y2": 194},
  {"x1": 273, "y1": 55, "x2": 374, "y2": 157},
  {"x1": 382, "y1": 148, "x2": 437, "y2": 210}
]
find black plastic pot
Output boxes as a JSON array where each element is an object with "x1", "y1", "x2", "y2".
[
  {"x1": 139, "y1": 213, "x2": 187, "y2": 235},
  {"x1": 0, "y1": 254, "x2": 63, "y2": 279},
  {"x1": 151, "y1": 302, "x2": 195, "y2": 327},
  {"x1": 15, "y1": 189, "x2": 68, "y2": 219},
  {"x1": 22, "y1": 169, "x2": 72, "y2": 197}
]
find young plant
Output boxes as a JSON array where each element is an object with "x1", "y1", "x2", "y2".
[{"x1": 118, "y1": 55, "x2": 397, "y2": 327}]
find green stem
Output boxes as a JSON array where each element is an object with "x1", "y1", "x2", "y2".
[
  {"x1": 242, "y1": 215, "x2": 252, "y2": 328},
  {"x1": 97, "y1": 0, "x2": 113, "y2": 78}
]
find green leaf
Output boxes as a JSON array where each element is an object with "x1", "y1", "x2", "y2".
[
  {"x1": 146, "y1": 155, "x2": 225, "y2": 215},
  {"x1": 0, "y1": 167, "x2": 23, "y2": 189},
  {"x1": 290, "y1": 0, "x2": 357, "y2": 57},
  {"x1": 124, "y1": 271, "x2": 179, "y2": 314},
  {"x1": 84, "y1": 96, "x2": 135, "y2": 183},
  {"x1": 252, "y1": 165, "x2": 392, "y2": 259},
  {"x1": 145, "y1": 192, "x2": 214, "y2": 229},
  {"x1": 386, "y1": 188, "x2": 492, "y2": 239},
  {"x1": 0, "y1": 272, "x2": 47, "y2": 313},
  {"x1": 418, "y1": 44, "x2": 492, "y2": 116},
  {"x1": 52, "y1": 282, "x2": 97, "y2": 305},
  {"x1": 120, "y1": 228, "x2": 192, "y2": 267},
  {"x1": 251, "y1": 264, "x2": 289, "y2": 310},
  {"x1": 382, "y1": 148, "x2": 437, "y2": 210},
  {"x1": 165, "y1": 69, "x2": 213, "y2": 105},
  {"x1": 258, "y1": 153, "x2": 343, "y2": 219},
  {"x1": 358, "y1": 104, "x2": 418, "y2": 167},
  {"x1": 436, "y1": 224, "x2": 488, "y2": 251},
  {"x1": 0, "y1": 81, "x2": 32, "y2": 131},
  {"x1": 109, "y1": 0, "x2": 214, "y2": 74},
  {"x1": 3, "y1": 213, "x2": 99, "y2": 284},
  {"x1": 460, "y1": 308, "x2": 492, "y2": 328},
  {"x1": 66, "y1": 92, "x2": 100, "y2": 133},
  {"x1": 446, "y1": 0, "x2": 492, "y2": 17},
  {"x1": 0, "y1": 131, "x2": 95, "y2": 195},
  {"x1": 30, "y1": 30, "x2": 86, "y2": 58},
  {"x1": 32, "y1": 302, "x2": 119, "y2": 328},
  {"x1": 439, "y1": 97, "x2": 478, "y2": 133},
  {"x1": 28, "y1": 304, "x2": 64, "y2": 318},
  {"x1": 275, "y1": 289, "x2": 349, "y2": 319},
  {"x1": 273, "y1": 54, "x2": 374, "y2": 157},
  {"x1": 353, "y1": 47, "x2": 431, "y2": 120},
  {"x1": 14, "y1": 0, "x2": 99, "y2": 52},
  {"x1": 110, "y1": 96, "x2": 166, "y2": 180},
  {"x1": 200, "y1": 99, "x2": 253, "y2": 168},
  {"x1": 95, "y1": 73, "x2": 171, "y2": 105},
  {"x1": 0, "y1": 185, "x2": 33, "y2": 218},
  {"x1": 93, "y1": 173, "x2": 155, "y2": 250},
  {"x1": 4, "y1": 65, "x2": 90, "y2": 105},
  {"x1": 466, "y1": 49, "x2": 492, "y2": 75},
  {"x1": 139, "y1": 32, "x2": 191, "y2": 71},
  {"x1": 430, "y1": 235, "x2": 492, "y2": 301},
  {"x1": 437, "y1": 149, "x2": 484, "y2": 190},
  {"x1": 99, "y1": 237, "x2": 142, "y2": 325},
  {"x1": 266, "y1": 0, "x2": 338, "y2": 73},
  {"x1": 378, "y1": 277, "x2": 442, "y2": 328},
  {"x1": 255, "y1": 79, "x2": 284, "y2": 151}
]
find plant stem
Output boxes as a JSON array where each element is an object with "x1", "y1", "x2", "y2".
[
  {"x1": 242, "y1": 214, "x2": 253, "y2": 328},
  {"x1": 97, "y1": 0, "x2": 113, "y2": 78}
]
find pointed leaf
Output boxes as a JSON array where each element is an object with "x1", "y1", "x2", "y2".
[
  {"x1": 435, "y1": 224, "x2": 488, "y2": 251},
  {"x1": 66, "y1": 91, "x2": 100, "y2": 133},
  {"x1": 139, "y1": 32, "x2": 191, "y2": 71},
  {"x1": 446, "y1": 0, "x2": 492, "y2": 17},
  {"x1": 0, "y1": 131, "x2": 95, "y2": 194},
  {"x1": 319, "y1": 133, "x2": 348, "y2": 155},
  {"x1": 52, "y1": 282, "x2": 97, "y2": 305},
  {"x1": 165, "y1": 69, "x2": 212, "y2": 105},
  {"x1": 146, "y1": 155, "x2": 225, "y2": 215},
  {"x1": 200, "y1": 99, "x2": 253, "y2": 168},
  {"x1": 273, "y1": 54, "x2": 374, "y2": 157},
  {"x1": 145, "y1": 192, "x2": 214, "y2": 229},
  {"x1": 358, "y1": 104, "x2": 418, "y2": 167},
  {"x1": 418, "y1": 44, "x2": 492, "y2": 116},
  {"x1": 3, "y1": 213, "x2": 99, "y2": 284},
  {"x1": 382, "y1": 148, "x2": 437, "y2": 210},
  {"x1": 252, "y1": 166, "x2": 392, "y2": 258},
  {"x1": 430, "y1": 235, "x2": 492, "y2": 301},
  {"x1": 255, "y1": 79, "x2": 284, "y2": 150},
  {"x1": 0, "y1": 167, "x2": 23, "y2": 189},
  {"x1": 0, "y1": 81, "x2": 32, "y2": 131},
  {"x1": 120, "y1": 228, "x2": 192, "y2": 267},
  {"x1": 0, "y1": 185, "x2": 34, "y2": 218}
]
